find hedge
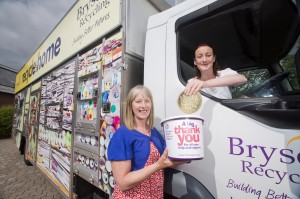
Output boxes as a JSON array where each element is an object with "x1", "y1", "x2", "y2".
[{"x1": 0, "y1": 105, "x2": 14, "y2": 138}]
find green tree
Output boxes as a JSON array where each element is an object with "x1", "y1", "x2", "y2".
[
  {"x1": 0, "y1": 105, "x2": 14, "y2": 138},
  {"x1": 281, "y1": 55, "x2": 300, "y2": 90}
]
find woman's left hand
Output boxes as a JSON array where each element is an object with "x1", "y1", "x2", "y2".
[{"x1": 157, "y1": 149, "x2": 190, "y2": 168}]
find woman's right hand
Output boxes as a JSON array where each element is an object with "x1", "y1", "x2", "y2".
[{"x1": 184, "y1": 78, "x2": 205, "y2": 96}]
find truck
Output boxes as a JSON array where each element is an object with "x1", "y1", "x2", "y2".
[{"x1": 12, "y1": 0, "x2": 300, "y2": 198}]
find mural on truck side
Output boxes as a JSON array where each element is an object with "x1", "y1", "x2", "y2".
[
  {"x1": 99, "y1": 31, "x2": 122, "y2": 194},
  {"x1": 26, "y1": 93, "x2": 40, "y2": 162},
  {"x1": 74, "y1": 31, "x2": 122, "y2": 195},
  {"x1": 36, "y1": 61, "x2": 75, "y2": 196}
]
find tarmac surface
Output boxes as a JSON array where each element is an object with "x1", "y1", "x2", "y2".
[{"x1": 0, "y1": 138, "x2": 65, "y2": 199}]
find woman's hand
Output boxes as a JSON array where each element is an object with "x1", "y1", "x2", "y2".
[
  {"x1": 157, "y1": 149, "x2": 190, "y2": 168},
  {"x1": 111, "y1": 149, "x2": 189, "y2": 192},
  {"x1": 184, "y1": 79, "x2": 205, "y2": 96},
  {"x1": 184, "y1": 73, "x2": 248, "y2": 96}
]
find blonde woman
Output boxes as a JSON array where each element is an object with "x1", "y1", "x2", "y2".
[{"x1": 108, "y1": 85, "x2": 185, "y2": 199}]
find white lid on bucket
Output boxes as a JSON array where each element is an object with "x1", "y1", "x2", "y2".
[{"x1": 161, "y1": 115, "x2": 204, "y2": 126}]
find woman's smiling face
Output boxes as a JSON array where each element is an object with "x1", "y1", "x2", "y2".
[
  {"x1": 132, "y1": 92, "x2": 152, "y2": 121},
  {"x1": 194, "y1": 45, "x2": 216, "y2": 72}
]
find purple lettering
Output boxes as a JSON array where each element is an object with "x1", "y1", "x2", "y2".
[
  {"x1": 280, "y1": 149, "x2": 295, "y2": 164},
  {"x1": 226, "y1": 178, "x2": 234, "y2": 188},
  {"x1": 265, "y1": 189, "x2": 275, "y2": 199},
  {"x1": 289, "y1": 174, "x2": 300, "y2": 184},
  {"x1": 241, "y1": 160, "x2": 253, "y2": 174},
  {"x1": 265, "y1": 169, "x2": 275, "y2": 179},
  {"x1": 254, "y1": 167, "x2": 264, "y2": 176},
  {"x1": 228, "y1": 137, "x2": 244, "y2": 155},
  {"x1": 259, "y1": 146, "x2": 277, "y2": 167}
]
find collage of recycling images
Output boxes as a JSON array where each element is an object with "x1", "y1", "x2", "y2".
[
  {"x1": 27, "y1": 58, "x2": 75, "y2": 193},
  {"x1": 74, "y1": 31, "x2": 122, "y2": 195},
  {"x1": 12, "y1": 31, "x2": 123, "y2": 196}
]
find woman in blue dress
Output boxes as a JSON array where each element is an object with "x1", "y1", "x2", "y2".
[{"x1": 108, "y1": 85, "x2": 185, "y2": 199}]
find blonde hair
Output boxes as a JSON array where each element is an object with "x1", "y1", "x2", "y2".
[{"x1": 124, "y1": 85, "x2": 154, "y2": 130}]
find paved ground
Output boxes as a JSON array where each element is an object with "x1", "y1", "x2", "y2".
[{"x1": 0, "y1": 138, "x2": 65, "y2": 199}]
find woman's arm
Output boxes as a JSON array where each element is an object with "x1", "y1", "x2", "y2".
[
  {"x1": 184, "y1": 73, "x2": 247, "y2": 96},
  {"x1": 204, "y1": 73, "x2": 247, "y2": 88},
  {"x1": 111, "y1": 149, "x2": 185, "y2": 191}
]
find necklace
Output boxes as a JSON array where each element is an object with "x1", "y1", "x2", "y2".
[{"x1": 135, "y1": 127, "x2": 151, "y2": 136}]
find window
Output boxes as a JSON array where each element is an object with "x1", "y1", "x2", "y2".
[
  {"x1": 280, "y1": 36, "x2": 300, "y2": 92},
  {"x1": 177, "y1": 0, "x2": 300, "y2": 99},
  {"x1": 231, "y1": 68, "x2": 270, "y2": 98}
]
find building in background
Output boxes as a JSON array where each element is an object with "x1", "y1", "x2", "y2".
[{"x1": 0, "y1": 64, "x2": 17, "y2": 106}]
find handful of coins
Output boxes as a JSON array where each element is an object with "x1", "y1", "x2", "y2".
[{"x1": 177, "y1": 92, "x2": 202, "y2": 114}]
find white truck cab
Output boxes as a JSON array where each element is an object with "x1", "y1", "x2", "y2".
[{"x1": 144, "y1": 0, "x2": 300, "y2": 198}]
